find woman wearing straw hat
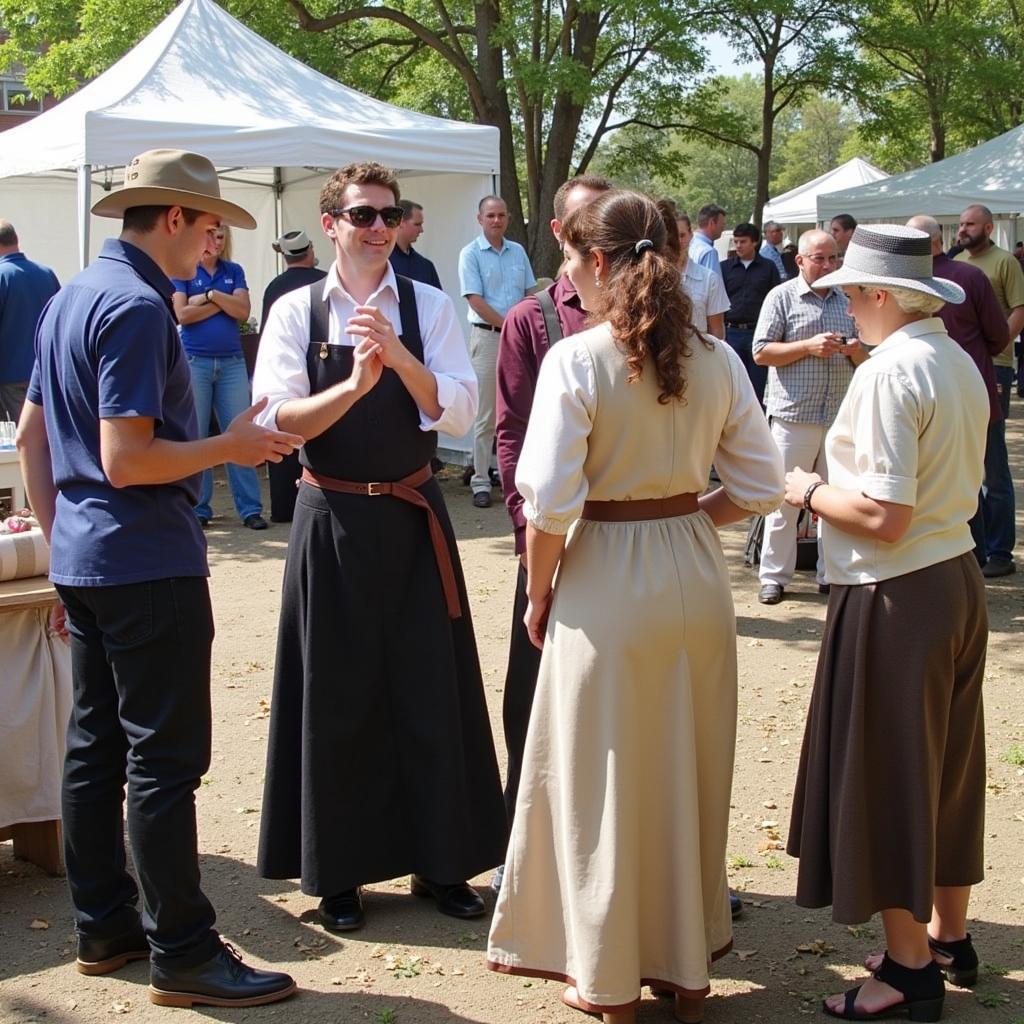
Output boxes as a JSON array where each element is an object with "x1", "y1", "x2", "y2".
[{"x1": 784, "y1": 225, "x2": 989, "y2": 1022}]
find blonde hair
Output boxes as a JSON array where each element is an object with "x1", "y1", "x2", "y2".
[
  {"x1": 214, "y1": 224, "x2": 233, "y2": 262},
  {"x1": 882, "y1": 285, "x2": 945, "y2": 315}
]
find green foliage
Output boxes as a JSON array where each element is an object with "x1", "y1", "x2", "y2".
[
  {"x1": 1003, "y1": 744, "x2": 1024, "y2": 767},
  {"x1": 849, "y1": 0, "x2": 1024, "y2": 164},
  {"x1": 770, "y1": 97, "x2": 858, "y2": 196}
]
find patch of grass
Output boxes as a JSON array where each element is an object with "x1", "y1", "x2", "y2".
[
  {"x1": 765, "y1": 855, "x2": 784, "y2": 870},
  {"x1": 375, "y1": 1010, "x2": 397, "y2": 1024},
  {"x1": 729, "y1": 854, "x2": 754, "y2": 869},
  {"x1": 981, "y1": 963, "x2": 1010, "y2": 977},
  {"x1": 1003, "y1": 744, "x2": 1024, "y2": 767},
  {"x1": 976, "y1": 991, "x2": 1010, "y2": 1009}
]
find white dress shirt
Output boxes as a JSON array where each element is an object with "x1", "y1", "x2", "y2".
[
  {"x1": 682, "y1": 261, "x2": 730, "y2": 333},
  {"x1": 252, "y1": 260, "x2": 478, "y2": 437}
]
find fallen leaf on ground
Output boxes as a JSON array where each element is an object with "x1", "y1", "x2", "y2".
[{"x1": 29, "y1": 918, "x2": 49, "y2": 930}]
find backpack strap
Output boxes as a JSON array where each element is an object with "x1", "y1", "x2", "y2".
[{"x1": 534, "y1": 288, "x2": 563, "y2": 347}]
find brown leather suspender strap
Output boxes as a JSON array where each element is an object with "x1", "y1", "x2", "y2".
[{"x1": 301, "y1": 466, "x2": 462, "y2": 619}]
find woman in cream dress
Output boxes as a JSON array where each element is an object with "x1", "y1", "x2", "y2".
[{"x1": 485, "y1": 191, "x2": 784, "y2": 1024}]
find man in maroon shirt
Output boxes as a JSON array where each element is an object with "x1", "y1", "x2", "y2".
[
  {"x1": 907, "y1": 215, "x2": 1010, "y2": 564},
  {"x1": 492, "y1": 174, "x2": 610, "y2": 892}
]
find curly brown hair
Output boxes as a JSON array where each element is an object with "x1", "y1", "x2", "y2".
[
  {"x1": 561, "y1": 190, "x2": 710, "y2": 404},
  {"x1": 319, "y1": 162, "x2": 400, "y2": 214}
]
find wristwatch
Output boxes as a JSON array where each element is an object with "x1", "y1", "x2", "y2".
[{"x1": 205, "y1": 289, "x2": 214, "y2": 302}]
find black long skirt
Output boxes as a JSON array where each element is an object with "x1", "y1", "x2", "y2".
[
  {"x1": 787, "y1": 552, "x2": 987, "y2": 924},
  {"x1": 257, "y1": 477, "x2": 508, "y2": 895}
]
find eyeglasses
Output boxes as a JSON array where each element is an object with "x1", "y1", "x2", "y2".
[
  {"x1": 803, "y1": 254, "x2": 840, "y2": 265},
  {"x1": 328, "y1": 205, "x2": 405, "y2": 229}
]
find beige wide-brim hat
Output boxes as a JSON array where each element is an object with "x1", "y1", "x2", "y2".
[
  {"x1": 816, "y1": 224, "x2": 964, "y2": 304},
  {"x1": 91, "y1": 149, "x2": 256, "y2": 229}
]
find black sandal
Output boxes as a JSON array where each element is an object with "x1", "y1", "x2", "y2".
[
  {"x1": 823, "y1": 953, "x2": 944, "y2": 1021},
  {"x1": 928, "y1": 933, "x2": 978, "y2": 988}
]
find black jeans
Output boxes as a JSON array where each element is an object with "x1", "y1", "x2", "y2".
[
  {"x1": 57, "y1": 577, "x2": 221, "y2": 968},
  {"x1": 501, "y1": 562, "x2": 542, "y2": 826}
]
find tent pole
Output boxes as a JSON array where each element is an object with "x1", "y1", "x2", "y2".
[
  {"x1": 273, "y1": 167, "x2": 283, "y2": 268},
  {"x1": 77, "y1": 164, "x2": 92, "y2": 269}
]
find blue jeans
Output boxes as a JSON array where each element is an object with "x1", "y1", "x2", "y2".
[
  {"x1": 982, "y1": 366, "x2": 1016, "y2": 563},
  {"x1": 186, "y1": 355, "x2": 262, "y2": 522},
  {"x1": 725, "y1": 327, "x2": 767, "y2": 405}
]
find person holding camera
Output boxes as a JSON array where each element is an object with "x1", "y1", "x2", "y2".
[{"x1": 751, "y1": 228, "x2": 867, "y2": 605}]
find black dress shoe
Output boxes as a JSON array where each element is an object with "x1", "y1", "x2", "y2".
[
  {"x1": 77, "y1": 923, "x2": 149, "y2": 975},
  {"x1": 318, "y1": 888, "x2": 365, "y2": 932},
  {"x1": 244, "y1": 514, "x2": 269, "y2": 530},
  {"x1": 149, "y1": 942, "x2": 296, "y2": 1008},
  {"x1": 410, "y1": 874, "x2": 486, "y2": 918}
]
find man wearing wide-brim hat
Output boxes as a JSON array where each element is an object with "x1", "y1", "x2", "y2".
[
  {"x1": 780, "y1": 225, "x2": 990, "y2": 1023},
  {"x1": 17, "y1": 149, "x2": 302, "y2": 1009}
]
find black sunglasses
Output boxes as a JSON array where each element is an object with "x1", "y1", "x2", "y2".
[{"x1": 328, "y1": 205, "x2": 405, "y2": 229}]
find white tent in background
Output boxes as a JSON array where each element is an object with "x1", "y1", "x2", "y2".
[
  {"x1": 0, "y1": 0, "x2": 499, "y2": 457},
  {"x1": 817, "y1": 125, "x2": 1024, "y2": 232},
  {"x1": 0, "y1": 0, "x2": 498, "y2": 295},
  {"x1": 763, "y1": 157, "x2": 888, "y2": 226}
]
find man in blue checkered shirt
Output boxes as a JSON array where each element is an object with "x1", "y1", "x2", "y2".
[{"x1": 751, "y1": 229, "x2": 868, "y2": 605}]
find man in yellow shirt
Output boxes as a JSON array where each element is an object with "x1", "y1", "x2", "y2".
[{"x1": 955, "y1": 204, "x2": 1021, "y2": 578}]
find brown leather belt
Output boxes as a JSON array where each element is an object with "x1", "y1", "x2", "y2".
[
  {"x1": 301, "y1": 465, "x2": 462, "y2": 619},
  {"x1": 582, "y1": 492, "x2": 700, "y2": 522}
]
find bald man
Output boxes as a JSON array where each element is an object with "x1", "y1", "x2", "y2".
[
  {"x1": 953, "y1": 204, "x2": 1022, "y2": 577},
  {"x1": 751, "y1": 229, "x2": 866, "y2": 605}
]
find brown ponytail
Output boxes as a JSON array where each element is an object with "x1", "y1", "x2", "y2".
[{"x1": 561, "y1": 190, "x2": 710, "y2": 404}]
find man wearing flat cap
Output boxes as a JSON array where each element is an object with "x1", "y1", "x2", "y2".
[
  {"x1": 259, "y1": 230, "x2": 328, "y2": 521},
  {"x1": 17, "y1": 148, "x2": 301, "y2": 1009}
]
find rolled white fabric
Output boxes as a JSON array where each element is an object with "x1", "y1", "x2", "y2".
[{"x1": 0, "y1": 528, "x2": 49, "y2": 581}]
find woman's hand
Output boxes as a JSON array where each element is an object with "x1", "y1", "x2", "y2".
[
  {"x1": 524, "y1": 590, "x2": 553, "y2": 650},
  {"x1": 784, "y1": 466, "x2": 822, "y2": 508}
]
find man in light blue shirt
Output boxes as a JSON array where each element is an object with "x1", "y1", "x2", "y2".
[
  {"x1": 458, "y1": 196, "x2": 536, "y2": 506},
  {"x1": 760, "y1": 220, "x2": 789, "y2": 281},
  {"x1": 688, "y1": 204, "x2": 726, "y2": 283}
]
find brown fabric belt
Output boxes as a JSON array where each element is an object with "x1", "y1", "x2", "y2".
[
  {"x1": 301, "y1": 465, "x2": 462, "y2": 619},
  {"x1": 582, "y1": 492, "x2": 701, "y2": 522}
]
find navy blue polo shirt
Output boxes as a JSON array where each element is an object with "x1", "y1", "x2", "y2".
[
  {"x1": 0, "y1": 252, "x2": 60, "y2": 384},
  {"x1": 389, "y1": 245, "x2": 443, "y2": 290},
  {"x1": 171, "y1": 259, "x2": 247, "y2": 357},
  {"x1": 27, "y1": 239, "x2": 207, "y2": 586}
]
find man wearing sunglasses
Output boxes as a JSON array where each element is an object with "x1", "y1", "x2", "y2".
[
  {"x1": 458, "y1": 196, "x2": 536, "y2": 508},
  {"x1": 751, "y1": 229, "x2": 867, "y2": 606},
  {"x1": 252, "y1": 162, "x2": 507, "y2": 933}
]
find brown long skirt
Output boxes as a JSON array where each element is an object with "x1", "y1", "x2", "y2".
[{"x1": 787, "y1": 552, "x2": 987, "y2": 924}]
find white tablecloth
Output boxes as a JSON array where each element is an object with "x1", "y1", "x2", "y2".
[{"x1": 0, "y1": 607, "x2": 71, "y2": 829}]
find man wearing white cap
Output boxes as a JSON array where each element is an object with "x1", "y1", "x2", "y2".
[
  {"x1": 16, "y1": 149, "x2": 301, "y2": 1008},
  {"x1": 259, "y1": 230, "x2": 327, "y2": 521},
  {"x1": 260, "y1": 229, "x2": 325, "y2": 329}
]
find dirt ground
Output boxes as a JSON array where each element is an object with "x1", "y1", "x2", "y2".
[{"x1": 2, "y1": 416, "x2": 1022, "y2": 1024}]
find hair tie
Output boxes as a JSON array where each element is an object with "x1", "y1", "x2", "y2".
[{"x1": 634, "y1": 239, "x2": 654, "y2": 255}]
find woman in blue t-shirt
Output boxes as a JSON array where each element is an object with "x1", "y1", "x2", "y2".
[{"x1": 172, "y1": 226, "x2": 267, "y2": 529}]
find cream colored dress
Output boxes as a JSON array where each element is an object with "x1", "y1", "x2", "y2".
[{"x1": 486, "y1": 323, "x2": 784, "y2": 1011}]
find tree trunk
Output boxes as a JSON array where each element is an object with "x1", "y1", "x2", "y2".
[{"x1": 474, "y1": 0, "x2": 526, "y2": 243}]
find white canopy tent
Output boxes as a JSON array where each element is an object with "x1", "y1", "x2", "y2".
[
  {"x1": 763, "y1": 157, "x2": 888, "y2": 226},
  {"x1": 0, "y1": 0, "x2": 500, "y2": 456},
  {"x1": 817, "y1": 125, "x2": 1024, "y2": 246}
]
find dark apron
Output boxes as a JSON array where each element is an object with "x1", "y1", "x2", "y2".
[{"x1": 257, "y1": 277, "x2": 507, "y2": 895}]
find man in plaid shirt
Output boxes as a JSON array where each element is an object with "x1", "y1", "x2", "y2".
[{"x1": 751, "y1": 229, "x2": 868, "y2": 604}]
